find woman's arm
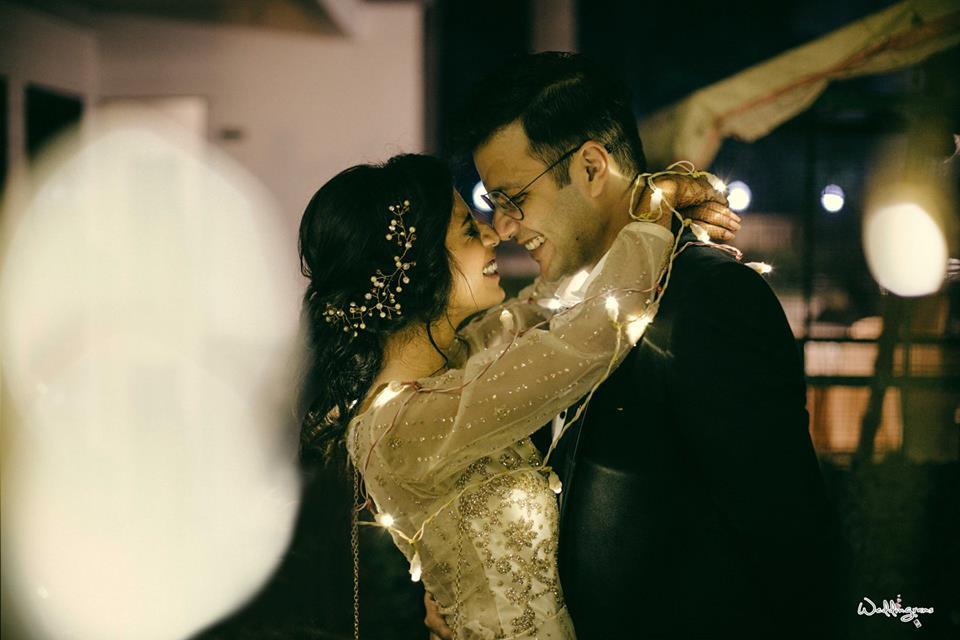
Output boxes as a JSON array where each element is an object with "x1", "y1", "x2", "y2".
[
  {"x1": 353, "y1": 221, "x2": 673, "y2": 484},
  {"x1": 455, "y1": 275, "x2": 559, "y2": 355}
]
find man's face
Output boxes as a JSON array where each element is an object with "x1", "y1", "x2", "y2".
[{"x1": 473, "y1": 122, "x2": 608, "y2": 281}]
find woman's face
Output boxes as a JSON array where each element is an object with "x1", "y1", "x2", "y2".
[{"x1": 445, "y1": 191, "x2": 505, "y2": 323}]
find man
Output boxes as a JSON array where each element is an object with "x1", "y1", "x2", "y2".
[{"x1": 428, "y1": 52, "x2": 843, "y2": 639}]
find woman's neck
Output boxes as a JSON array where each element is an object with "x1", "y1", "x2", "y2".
[{"x1": 378, "y1": 317, "x2": 459, "y2": 382}]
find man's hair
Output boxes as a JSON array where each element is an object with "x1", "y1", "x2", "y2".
[{"x1": 453, "y1": 52, "x2": 646, "y2": 186}]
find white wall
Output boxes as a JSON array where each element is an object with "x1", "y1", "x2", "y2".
[
  {"x1": 0, "y1": 1, "x2": 99, "y2": 176},
  {"x1": 94, "y1": 4, "x2": 424, "y2": 224},
  {"x1": 530, "y1": 0, "x2": 576, "y2": 52}
]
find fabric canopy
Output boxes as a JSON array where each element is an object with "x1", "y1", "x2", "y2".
[{"x1": 638, "y1": 0, "x2": 960, "y2": 168}]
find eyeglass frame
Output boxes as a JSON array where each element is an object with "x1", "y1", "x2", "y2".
[{"x1": 479, "y1": 141, "x2": 589, "y2": 221}]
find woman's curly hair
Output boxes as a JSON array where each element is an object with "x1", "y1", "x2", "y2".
[{"x1": 297, "y1": 154, "x2": 456, "y2": 467}]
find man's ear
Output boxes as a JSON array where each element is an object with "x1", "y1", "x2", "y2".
[{"x1": 577, "y1": 141, "x2": 610, "y2": 197}]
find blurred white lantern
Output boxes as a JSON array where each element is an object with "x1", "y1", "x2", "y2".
[
  {"x1": 863, "y1": 201, "x2": 947, "y2": 297},
  {"x1": 0, "y1": 106, "x2": 302, "y2": 640}
]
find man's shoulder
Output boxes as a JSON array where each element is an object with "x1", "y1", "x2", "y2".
[
  {"x1": 667, "y1": 243, "x2": 769, "y2": 303},
  {"x1": 650, "y1": 242, "x2": 793, "y2": 350},
  {"x1": 673, "y1": 241, "x2": 745, "y2": 274}
]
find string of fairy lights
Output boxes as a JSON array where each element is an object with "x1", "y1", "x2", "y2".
[{"x1": 346, "y1": 163, "x2": 772, "y2": 638}]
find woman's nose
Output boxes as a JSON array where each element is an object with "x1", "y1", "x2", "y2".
[{"x1": 480, "y1": 221, "x2": 500, "y2": 248}]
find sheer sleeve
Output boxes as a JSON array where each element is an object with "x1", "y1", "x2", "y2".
[
  {"x1": 456, "y1": 275, "x2": 560, "y2": 356},
  {"x1": 352, "y1": 222, "x2": 673, "y2": 485}
]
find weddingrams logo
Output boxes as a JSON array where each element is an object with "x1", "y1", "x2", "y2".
[{"x1": 857, "y1": 594, "x2": 934, "y2": 629}]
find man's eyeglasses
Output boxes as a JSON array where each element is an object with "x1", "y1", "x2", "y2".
[{"x1": 480, "y1": 142, "x2": 586, "y2": 221}]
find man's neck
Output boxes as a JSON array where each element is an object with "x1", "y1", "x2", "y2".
[
  {"x1": 596, "y1": 172, "x2": 640, "y2": 259},
  {"x1": 551, "y1": 176, "x2": 637, "y2": 299}
]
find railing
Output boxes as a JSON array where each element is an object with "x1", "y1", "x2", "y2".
[{"x1": 801, "y1": 336, "x2": 959, "y2": 464}]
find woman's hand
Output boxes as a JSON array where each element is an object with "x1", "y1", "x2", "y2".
[
  {"x1": 685, "y1": 200, "x2": 742, "y2": 241},
  {"x1": 637, "y1": 172, "x2": 742, "y2": 241},
  {"x1": 424, "y1": 591, "x2": 453, "y2": 640}
]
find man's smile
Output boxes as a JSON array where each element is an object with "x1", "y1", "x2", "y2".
[{"x1": 522, "y1": 234, "x2": 546, "y2": 251}]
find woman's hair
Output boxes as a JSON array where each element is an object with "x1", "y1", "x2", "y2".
[{"x1": 297, "y1": 154, "x2": 456, "y2": 466}]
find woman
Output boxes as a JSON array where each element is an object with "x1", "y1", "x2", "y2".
[{"x1": 298, "y1": 154, "x2": 723, "y2": 638}]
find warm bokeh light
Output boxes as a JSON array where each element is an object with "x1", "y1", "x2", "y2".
[
  {"x1": 863, "y1": 201, "x2": 947, "y2": 297},
  {"x1": 726, "y1": 180, "x2": 752, "y2": 212},
  {"x1": 0, "y1": 106, "x2": 303, "y2": 640},
  {"x1": 821, "y1": 184, "x2": 845, "y2": 213},
  {"x1": 472, "y1": 181, "x2": 492, "y2": 212}
]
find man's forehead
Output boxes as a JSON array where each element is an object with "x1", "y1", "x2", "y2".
[{"x1": 473, "y1": 123, "x2": 539, "y2": 190}]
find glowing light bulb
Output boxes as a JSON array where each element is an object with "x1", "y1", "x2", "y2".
[
  {"x1": 377, "y1": 513, "x2": 395, "y2": 527},
  {"x1": 472, "y1": 181, "x2": 491, "y2": 212},
  {"x1": 690, "y1": 222, "x2": 711, "y2": 243},
  {"x1": 409, "y1": 551, "x2": 422, "y2": 582},
  {"x1": 706, "y1": 173, "x2": 727, "y2": 193},
  {"x1": 625, "y1": 312, "x2": 653, "y2": 345},
  {"x1": 548, "y1": 470, "x2": 563, "y2": 494},
  {"x1": 650, "y1": 186, "x2": 664, "y2": 212},
  {"x1": 374, "y1": 381, "x2": 404, "y2": 408},
  {"x1": 821, "y1": 184, "x2": 845, "y2": 213},
  {"x1": 499, "y1": 309, "x2": 515, "y2": 334},
  {"x1": 864, "y1": 202, "x2": 947, "y2": 297},
  {"x1": 727, "y1": 180, "x2": 751, "y2": 212},
  {"x1": 605, "y1": 295, "x2": 620, "y2": 322}
]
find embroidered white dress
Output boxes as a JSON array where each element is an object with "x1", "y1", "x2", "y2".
[{"x1": 347, "y1": 222, "x2": 672, "y2": 639}]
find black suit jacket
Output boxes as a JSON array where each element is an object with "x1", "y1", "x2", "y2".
[{"x1": 551, "y1": 236, "x2": 844, "y2": 639}]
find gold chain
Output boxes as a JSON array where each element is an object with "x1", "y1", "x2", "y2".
[
  {"x1": 453, "y1": 497, "x2": 464, "y2": 638},
  {"x1": 352, "y1": 464, "x2": 361, "y2": 640}
]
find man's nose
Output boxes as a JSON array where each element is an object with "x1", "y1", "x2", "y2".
[{"x1": 493, "y1": 209, "x2": 520, "y2": 242}]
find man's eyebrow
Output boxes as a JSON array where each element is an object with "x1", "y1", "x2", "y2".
[{"x1": 488, "y1": 181, "x2": 521, "y2": 194}]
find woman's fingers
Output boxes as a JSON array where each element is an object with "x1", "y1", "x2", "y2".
[
  {"x1": 423, "y1": 591, "x2": 454, "y2": 640},
  {"x1": 658, "y1": 174, "x2": 729, "y2": 209},
  {"x1": 698, "y1": 222, "x2": 736, "y2": 241},
  {"x1": 686, "y1": 201, "x2": 741, "y2": 233}
]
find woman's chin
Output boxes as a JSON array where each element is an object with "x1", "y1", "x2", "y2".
[{"x1": 490, "y1": 284, "x2": 507, "y2": 306}]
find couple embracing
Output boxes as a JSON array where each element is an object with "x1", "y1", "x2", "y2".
[{"x1": 297, "y1": 53, "x2": 841, "y2": 639}]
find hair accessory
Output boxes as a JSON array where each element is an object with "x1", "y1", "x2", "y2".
[{"x1": 324, "y1": 200, "x2": 417, "y2": 336}]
